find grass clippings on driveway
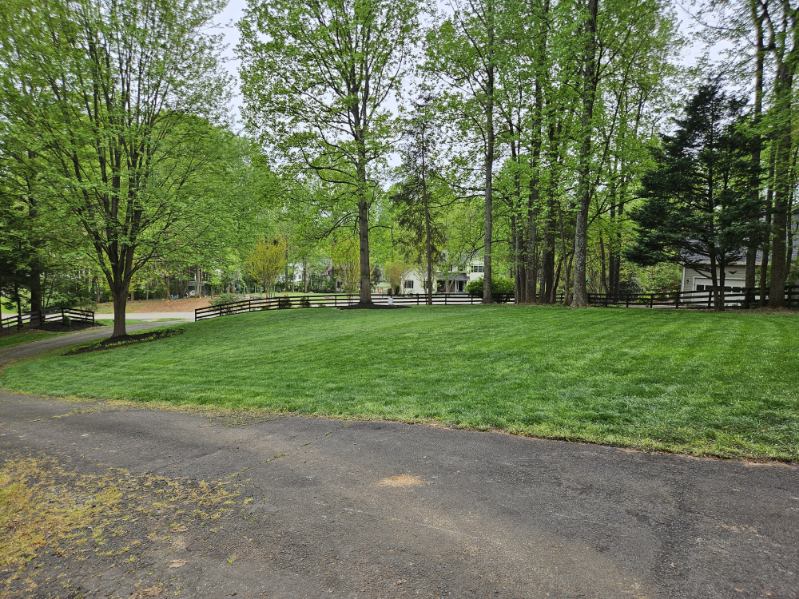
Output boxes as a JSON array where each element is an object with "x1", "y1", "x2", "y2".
[{"x1": 0, "y1": 454, "x2": 241, "y2": 596}]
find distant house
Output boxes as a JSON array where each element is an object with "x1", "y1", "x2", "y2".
[
  {"x1": 399, "y1": 259, "x2": 484, "y2": 294},
  {"x1": 680, "y1": 237, "x2": 799, "y2": 293},
  {"x1": 680, "y1": 261, "x2": 749, "y2": 293}
]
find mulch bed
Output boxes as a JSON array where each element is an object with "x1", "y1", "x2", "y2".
[
  {"x1": 337, "y1": 303, "x2": 408, "y2": 310},
  {"x1": 38, "y1": 321, "x2": 99, "y2": 332},
  {"x1": 66, "y1": 328, "x2": 183, "y2": 355}
]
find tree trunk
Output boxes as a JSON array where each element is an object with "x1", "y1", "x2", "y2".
[
  {"x1": 357, "y1": 199, "x2": 372, "y2": 305},
  {"x1": 29, "y1": 265, "x2": 43, "y2": 326},
  {"x1": 746, "y1": 2, "x2": 766, "y2": 290},
  {"x1": 284, "y1": 242, "x2": 290, "y2": 291},
  {"x1": 760, "y1": 147, "x2": 776, "y2": 304},
  {"x1": 608, "y1": 201, "x2": 623, "y2": 299},
  {"x1": 111, "y1": 285, "x2": 129, "y2": 338},
  {"x1": 527, "y1": 0, "x2": 549, "y2": 304},
  {"x1": 563, "y1": 250, "x2": 574, "y2": 304},
  {"x1": 15, "y1": 282, "x2": 22, "y2": 331},
  {"x1": 769, "y1": 65, "x2": 793, "y2": 307},
  {"x1": 540, "y1": 120, "x2": 561, "y2": 303},
  {"x1": 599, "y1": 232, "x2": 608, "y2": 294},
  {"x1": 422, "y1": 126, "x2": 434, "y2": 306},
  {"x1": 194, "y1": 268, "x2": 202, "y2": 298},
  {"x1": 767, "y1": 17, "x2": 798, "y2": 307},
  {"x1": 482, "y1": 0, "x2": 496, "y2": 304},
  {"x1": 571, "y1": 0, "x2": 599, "y2": 307},
  {"x1": 510, "y1": 213, "x2": 523, "y2": 300}
]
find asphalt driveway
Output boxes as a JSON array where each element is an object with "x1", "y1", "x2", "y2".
[{"x1": 0, "y1": 390, "x2": 797, "y2": 598}]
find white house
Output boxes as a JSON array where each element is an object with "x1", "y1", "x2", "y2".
[
  {"x1": 680, "y1": 262, "x2": 748, "y2": 293},
  {"x1": 680, "y1": 237, "x2": 798, "y2": 293},
  {"x1": 399, "y1": 259, "x2": 484, "y2": 294}
]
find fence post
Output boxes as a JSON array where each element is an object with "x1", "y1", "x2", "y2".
[
  {"x1": 417, "y1": 293, "x2": 420, "y2": 305},
  {"x1": 444, "y1": 294, "x2": 448, "y2": 305},
  {"x1": 788, "y1": 286, "x2": 794, "y2": 308},
  {"x1": 625, "y1": 294, "x2": 630, "y2": 308},
  {"x1": 649, "y1": 294, "x2": 654, "y2": 309},
  {"x1": 675, "y1": 292, "x2": 680, "y2": 309},
  {"x1": 708, "y1": 290, "x2": 712, "y2": 309}
]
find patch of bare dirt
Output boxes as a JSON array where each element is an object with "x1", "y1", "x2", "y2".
[
  {"x1": 95, "y1": 298, "x2": 211, "y2": 313},
  {"x1": 377, "y1": 474, "x2": 424, "y2": 488}
]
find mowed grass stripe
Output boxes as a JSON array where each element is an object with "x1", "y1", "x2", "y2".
[{"x1": 2, "y1": 306, "x2": 797, "y2": 460}]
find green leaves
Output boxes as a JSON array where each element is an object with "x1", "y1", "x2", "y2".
[{"x1": 628, "y1": 82, "x2": 759, "y2": 271}]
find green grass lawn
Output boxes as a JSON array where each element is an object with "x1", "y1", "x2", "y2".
[{"x1": 2, "y1": 306, "x2": 797, "y2": 460}]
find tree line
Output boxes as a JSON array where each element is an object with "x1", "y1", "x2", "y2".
[{"x1": 1, "y1": 0, "x2": 797, "y2": 337}]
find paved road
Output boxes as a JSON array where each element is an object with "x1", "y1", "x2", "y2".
[
  {"x1": 0, "y1": 333, "x2": 797, "y2": 598},
  {"x1": 95, "y1": 311, "x2": 195, "y2": 321}
]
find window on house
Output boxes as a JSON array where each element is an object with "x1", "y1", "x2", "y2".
[
  {"x1": 403, "y1": 280, "x2": 414, "y2": 289},
  {"x1": 471, "y1": 264, "x2": 484, "y2": 273}
]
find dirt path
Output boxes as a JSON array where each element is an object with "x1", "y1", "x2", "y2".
[{"x1": 94, "y1": 312, "x2": 195, "y2": 321}]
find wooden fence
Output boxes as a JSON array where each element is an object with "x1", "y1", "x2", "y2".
[
  {"x1": 557, "y1": 285, "x2": 799, "y2": 309},
  {"x1": 195, "y1": 285, "x2": 799, "y2": 322},
  {"x1": 195, "y1": 293, "x2": 514, "y2": 321},
  {"x1": 0, "y1": 308, "x2": 95, "y2": 334}
]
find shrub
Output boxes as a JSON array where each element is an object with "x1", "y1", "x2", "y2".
[
  {"x1": 466, "y1": 277, "x2": 514, "y2": 299},
  {"x1": 277, "y1": 296, "x2": 292, "y2": 309},
  {"x1": 210, "y1": 293, "x2": 245, "y2": 307}
]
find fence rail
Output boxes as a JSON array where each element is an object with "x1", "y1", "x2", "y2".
[
  {"x1": 0, "y1": 308, "x2": 95, "y2": 333},
  {"x1": 557, "y1": 285, "x2": 799, "y2": 309},
  {"x1": 195, "y1": 293, "x2": 513, "y2": 321},
  {"x1": 195, "y1": 285, "x2": 799, "y2": 322}
]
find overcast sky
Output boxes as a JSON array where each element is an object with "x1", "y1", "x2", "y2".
[{"x1": 214, "y1": 0, "x2": 717, "y2": 127}]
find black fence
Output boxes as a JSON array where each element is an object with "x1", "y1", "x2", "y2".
[
  {"x1": 557, "y1": 285, "x2": 799, "y2": 309},
  {"x1": 0, "y1": 308, "x2": 95, "y2": 334},
  {"x1": 195, "y1": 285, "x2": 799, "y2": 322},
  {"x1": 195, "y1": 293, "x2": 514, "y2": 321}
]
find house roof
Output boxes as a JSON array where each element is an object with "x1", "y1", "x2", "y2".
[{"x1": 682, "y1": 230, "x2": 799, "y2": 266}]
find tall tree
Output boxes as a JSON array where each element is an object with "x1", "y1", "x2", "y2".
[
  {"x1": 238, "y1": 0, "x2": 420, "y2": 306},
  {"x1": 391, "y1": 97, "x2": 448, "y2": 304},
  {"x1": 0, "y1": 0, "x2": 228, "y2": 337},
  {"x1": 571, "y1": 0, "x2": 600, "y2": 306},
  {"x1": 627, "y1": 83, "x2": 758, "y2": 309},
  {"x1": 763, "y1": 1, "x2": 799, "y2": 306},
  {"x1": 246, "y1": 238, "x2": 288, "y2": 296},
  {"x1": 700, "y1": 0, "x2": 799, "y2": 305},
  {"x1": 426, "y1": 0, "x2": 501, "y2": 303}
]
